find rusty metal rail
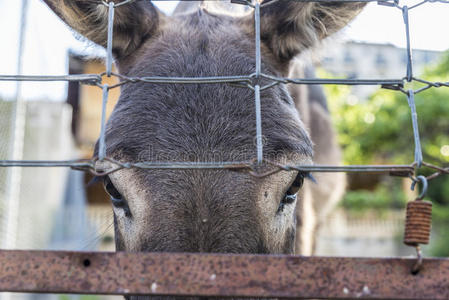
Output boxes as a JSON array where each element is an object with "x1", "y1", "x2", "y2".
[{"x1": 0, "y1": 250, "x2": 448, "y2": 299}]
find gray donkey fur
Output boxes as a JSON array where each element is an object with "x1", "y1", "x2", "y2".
[
  {"x1": 43, "y1": 1, "x2": 364, "y2": 298},
  {"x1": 174, "y1": 0, "x2": 347, "y2": 256}
]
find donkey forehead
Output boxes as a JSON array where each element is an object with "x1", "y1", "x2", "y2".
[
  {"x1": 104, "y1": 11, "x2": 313, "y2": 163},
  {"x1": 105, "y1": 82, "x2": 313, "y2": 162}
]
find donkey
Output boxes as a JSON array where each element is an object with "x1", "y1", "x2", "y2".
[
  {"x1": 173, "y1": 0, "x2": 349, "y2": 256},
  {"x1": 44, "y1": 0, "x2": 364, "y2": 278}
]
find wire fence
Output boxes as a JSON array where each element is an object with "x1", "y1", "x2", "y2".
[
  {"x1": 0, "y1": 0, "x2": 449, "y2": 298},
  {"x1": 0, "y1": 0, "x2": 448, "y2": 187}
]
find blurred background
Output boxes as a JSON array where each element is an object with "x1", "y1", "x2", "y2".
[{"x1": 0, "y1": 0, "x2": 448, "y2": 299}]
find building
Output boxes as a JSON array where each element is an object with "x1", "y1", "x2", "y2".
[{"x1": 320, "y1": 41, "x2": 443, "y2": 99}]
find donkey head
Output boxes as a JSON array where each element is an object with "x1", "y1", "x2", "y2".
[{"x1": 44, "y1": 0, "x2": 363, "y2": 256}]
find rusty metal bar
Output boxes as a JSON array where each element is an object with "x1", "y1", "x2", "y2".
[{"x1": 0, "y1": 250, "x2": 448, "y2": 299}]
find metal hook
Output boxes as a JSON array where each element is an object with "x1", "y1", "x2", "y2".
[
  {"x1": 411, "y1": 175, "x2": 428, "y2": 200},
  {"x1": 411, "y1": 246, "x2": 423, "y2": 274}
]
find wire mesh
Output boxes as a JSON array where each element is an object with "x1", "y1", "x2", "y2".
[{"x1": 0, "y1": 0, "x2": 448, "y2": 184}]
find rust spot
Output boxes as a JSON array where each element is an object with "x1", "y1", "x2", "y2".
[{"x1": 83, "y1": 258, "x2": 91, "y2": 267}]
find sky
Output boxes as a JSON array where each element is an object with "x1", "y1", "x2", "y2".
[
  {"x1": 346, "y1": 1, "x2": 449, "y2": 51},
  {"x1": 0, "y1": 0, "x2": 448, "y2": 101}
]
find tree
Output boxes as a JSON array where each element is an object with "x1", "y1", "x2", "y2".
[{"x1": 323, "y1": 51, "x2": 449, "y2": 256}]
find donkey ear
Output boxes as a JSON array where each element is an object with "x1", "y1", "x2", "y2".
[
  {"x1": 43, "y1": 0, "x2": 163, "y2": 59},
  {"x1": 243, "y1": 1, "x2": 365, "y2": 64}
]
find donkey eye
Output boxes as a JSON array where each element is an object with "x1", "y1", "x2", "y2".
[
  {"x1": 104, "y1": 176, "x2": 122, "y2": 200},
  {"x1": 277, "y1": 194, "x2": 297, "y2": 213},
  {"x1": 277, "y1": 172, "x2": 308, "y2": 213},
  {"x1": 286, "y1": 172, "x2": 307, "y2": 196},
  {"x1": 103, "y1": 177, "x2": 132, "y2": 217}
]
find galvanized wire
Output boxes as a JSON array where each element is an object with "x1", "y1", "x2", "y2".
[
  {"x1": 106, "y1": 2, "x2": 114, "y2": 77},
  {"x1": 406, "y1": 90, "x2": 423, "y2": 168},
  {"x1": 0, "y1": 158, "x2": 416, "y2": 178},
  {"x1": 254, "y1": 1, "x2": 263, "y2": 163},
  {"x1": 0, "y1": 0, "x2": 447, "y2": 181},
  {"x1": 0, "y1": 74, "x2": 101, "y2": 85},
  {"x1": 402, "y1": 6, "x2": 413, "y2": 82}
]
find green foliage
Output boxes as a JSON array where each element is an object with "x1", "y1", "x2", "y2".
[
  {"x1": 430, "y1": 226, "x2": 449, "y2": 257},
  {"x1": 58, "y1": 295, "x2": 100, "y2": 300},
  {"x1": 321, "y1": 51, "x2": 449, "y2": 257},
  {"x1": 431, "y1": 202, "x2": 449, "y2": 257},
  {"x1": 323, "y1": 63, "x2": 449, "y2": 166},
  {"x1": 341, "y1": 183, "x2": 407, "y2": 212}
]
